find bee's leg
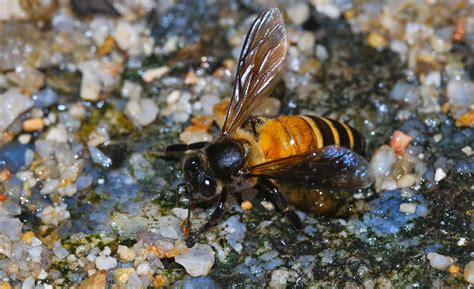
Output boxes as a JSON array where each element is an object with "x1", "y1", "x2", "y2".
[
  {"x1": 258, "y1": 179, "x2": 303, "y2": 230},
  {"x1": 186, "y1": 189, "x2": 228, "y2": 247},
  {"x1": 249, "y1": 116, "x2": 268, "y2": 137},
  {"x1": 164, "y1": 141, "x2": 209, "y2": 152}
]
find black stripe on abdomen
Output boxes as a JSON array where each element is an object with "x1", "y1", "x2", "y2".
[
  {"x1": 329, "y1": 119, "x2": 351, "y2": 149},
  {"x1": 307, "y1": 116, "x2": 335, "y2": 146}
]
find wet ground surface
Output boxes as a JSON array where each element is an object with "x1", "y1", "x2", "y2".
[{"x1": 0, "y1": 0, "x2": 473, "y2": 288}]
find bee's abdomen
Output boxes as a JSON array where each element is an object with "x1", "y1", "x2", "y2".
[{"x1": 258, "y1": 115, "x2": 364, "y2": 161}]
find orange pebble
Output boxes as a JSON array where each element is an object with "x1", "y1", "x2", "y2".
[
  {"x1": 0, "y1": 194, "x2": 7, "y2": 202},
  {"x1": 455, "y1": 110, "x2": 474, "y2": 127},
  {"x1": 390, "y1": 130, "x2": 412, "y2": 155},
  {"x1": 241, "y1": 200, "x2": 253, "y2": 210}
]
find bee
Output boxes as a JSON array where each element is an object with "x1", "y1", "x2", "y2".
[{"x1": 163, "y1": 7, "x2": 373, "y2": 245}]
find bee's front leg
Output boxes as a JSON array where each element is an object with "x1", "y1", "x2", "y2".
[{"x1": 185, "y1": 189, "x2": 228, "y2": 247}]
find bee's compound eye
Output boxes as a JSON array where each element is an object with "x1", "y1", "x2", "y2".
[{"x1": 200, "y1": 177, "x2": 216, "y2": 198}]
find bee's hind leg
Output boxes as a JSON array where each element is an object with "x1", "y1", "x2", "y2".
[{"x1": 257, "y1": 178, "x2": 303, "y2": 231}]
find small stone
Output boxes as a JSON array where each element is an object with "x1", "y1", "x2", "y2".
[
  {"x1": 114, "y1": 268, "x2": 135, "y2": 284},
  {"x1": 121, "y1": 80, "x2": 143, "y2": 99},
  {"x1": 171, "y1": 208, "x2": 188, "y2": 220},
  {"x1": 184, "y1": 69, "x2": 197, "y2": 85},
  {"x1": 0, "y1": 88, "x2": 34, "y2": 131},
  {"x1": 155, "y1": 215, "x2": 183, "y2": 239},
  {"x1": 261, "y1": 201, "x2": 275, "y2": 211},
  {"x1": 397, "y1": 174, "x2": 417, "y2": 188},
  {"x1": 286, "y1": 3, "x2": 310, "y2": 26},
  {"x1": 113, "y1": 21, "x2": 140, "y2": 52},
  {"x1": 368, "y1": 32, "x2": 388, "y2": 49},
  {"x1": 22, "y1": 118, "x2": 44, "y2": 132},
  {"x1": 95, "y1": 256, "x2": 117, "y2": 270},
  {"x1": 175, "y1": 243, "x2": 215, "y2": 277},
  {"x1": 152, "y1": 275, "x2": 169, "y2": 288},
  {"x1": 370, "y1": 145, "x2": 397, "y2": 178},
  {"x1": 399, "y1": 203, "x2": 417, "y2": 214},
  {"x1": 269, "y1": 269, "x2": 290, "y2": 289},
  {"x1": 21, "y1": 276, "x2": 34, "y2": 289},
  {"x1": 241, "y1": 200, "x2": 252, "y2": 210},
  {"x1": 433, "y1": 134, "x2": 442, "y2": 143},
  {"x1": 447, "y1": 80, "x2": 474, "y2": 119},
  {"x1": 46, "y1": 124, "x2": 68, "y2": 142},
  {"x1": 390, "y1": 130, "x2": 412, "y2": 154},
  {"x1": 18, "y1": 134, "x2": 31, "y2": 144},
  {"x1": 464, "y1": 261, "x2": 474, "y2": 284},
  {"x1": 89, "y1": 146, "x2": 113, "y2": 168},
  {"x1": 311, "y1": 0, "x2": 341, "y2": 19},
  {"x1": 455, "y1": 110, "x2": 474, "y2": 127},
  {"x1": 136, "y1": 261, "x2": 152, "y2": 275},
  {"x1": 117, "y1": 245, "x2": 136, "y2": 262},
  {"x1": 315, "y1": 44, "x2": 329, "y2": 61},
  {"x1": 179, "y1": 130, "x2": 213, "y2": 144},
  {"x1": 0, "y1": 282, "x2": 12, "y2": 289},
  {"x1": 297, "y1": 31, "x2": 316, "y2": 54},
  {"x1": 142, "y1": 66, "x2": 170, "y2": 83},
  {"x1": 6, "y1": 66, "x2": 45, "y2": 91},
  {"x1": 32, "y1": 87, "x2": 58, "y2": 108},
  {"x1": 253, "y1": 97, "x2": 281, "y2": 117},
  {"x1": 434, "y1": 168, "x2": 447, "y2": 182},
  {"x1": 427, "y1": 252, "x2": 454, "y2": 270},
  {"x1": 39, "y1": 203, "x2": 71, "y2": 226},
  {"x1": 125, "y1": 98, "x2": 159, "y2": 126},
  {"x1": 78, "y1": 270, "x2": 107, "y2": 289},
  {"x1": 0, "y1": 217, "x2": 23, "y2": 241},
  {"x1": 461, "y1": 146, "x2": 472, "y2": 156}
]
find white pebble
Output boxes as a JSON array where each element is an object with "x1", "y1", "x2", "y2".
[
  {"x1": 370, "y1": 145, "x2": 397, "y2": 178},
  {"x1": 297, "y1": 31, "x2": 316, "y2": 54},
  {"x1": 175, "y1": 244, "x2": 215, "y2": 277},
  {"x1": 21, "y1": 276, "x2": 35, "y2": 289},
  {"x1": 121, "y1": 80, "x2": 143, "y2": 99},
  {"x1": 46, "y1": 124, "x2": 68, "y2": 143},
  {"x1": 89, "y1": 146, "x2": 112, "y2": 168},
  {"x1": 95, "y1": 256, "x2": 117, "y2": 270},
  {"x1": 166, "y1": 90, "x2": 181, "y2": 104},
  {"x1": 464, "y1": 261, "x2": 474, "y2": 284},
  {"x1": 269, "y1": 269, "x2": 290, "y2": 288},
  {"x1": 447, "y1": 80, "x2": 474, "y2": 119},
  {"x1": 380, "y1": 177, "x2": 398, "y2": 191},
  {"x1": 433, "y1": 134, "x2": 442, "y2": 143},
  {"x1": 434, "y1": 168, "x2": 447, "y2": 182},
  {"x1": 117, "y1": 245, "x2": 136, "y2": 262},
  {"x1": 315, "y1": 44, "x2": 329, "y2": 61},
  {"x1": 142, "y1": 66, "x2": 170, "y2": 82},
  {"x1": 155, "y1": 215, "x2": 184, "y2": 239},
  {"x1": 18, "y1": 134, "x2": 31, "y2": 144},
  {"x1": 312, "y1": 1, "x2": 341, "y2": 19},
  {"x1": 426, "y1": 252, "x2": 453, "y2": 270},
  {"x1": 125, "y1": 98, "x2": 159, "y2": 126},
  {"x1": 457, "y1": 238, "x2": 466, "y2": 246},
  {"x1": 461, "y1": 146, "x2": 472, "y2": 156},
  {"x1": 286, "y1": 3, "x2": 310, "y2": 25},
  {"x1": 136, "y1": 261, "x2": 152, "y2": 275},
  {"x1": 261, "y1": 201, "x2": 275, "y2": 211},
  {"x1": 171, "y1": 208, "x2": 188, "y2": 220},
  {"x1": 0, "y1": 88, "x2": 34, "y2": 131},
  {"x1": 397, "y1": 174, "x2": 417, "y2": 188},
  {"x1": 399, "y1": 203, "x2": 417, "y2": 214}
]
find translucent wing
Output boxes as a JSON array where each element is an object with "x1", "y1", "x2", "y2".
[
  {"x1": 247, "y1": 145, "x2": 374, "y2": 190},
  {"x1": 222, "y1": 7, "x2": 287, "y2": 134}
]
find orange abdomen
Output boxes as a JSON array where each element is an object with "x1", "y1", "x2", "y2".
[{"x1": 258, "y1": 115, "x2": 364, "y2": 161}]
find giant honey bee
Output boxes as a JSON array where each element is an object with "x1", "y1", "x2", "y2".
[{"x1": 163, "y1": 7, "x2": 373, "y2": 244}]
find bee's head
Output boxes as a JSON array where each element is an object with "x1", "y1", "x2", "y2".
[{"x1": 183, "y1": 155, "x2": 221, "y2": 203}]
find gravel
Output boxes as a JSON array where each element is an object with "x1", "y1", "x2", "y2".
[
  {"x1": 175, "y1": 244, "x2": 215, "y2": 277},
  {"x1": 0, "y1": 89, "x2": 34, "y2": 131}
]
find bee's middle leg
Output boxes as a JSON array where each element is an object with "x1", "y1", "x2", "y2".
[{"x1": 257, "y1": 178, "x2": 303, "y2": 230}]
